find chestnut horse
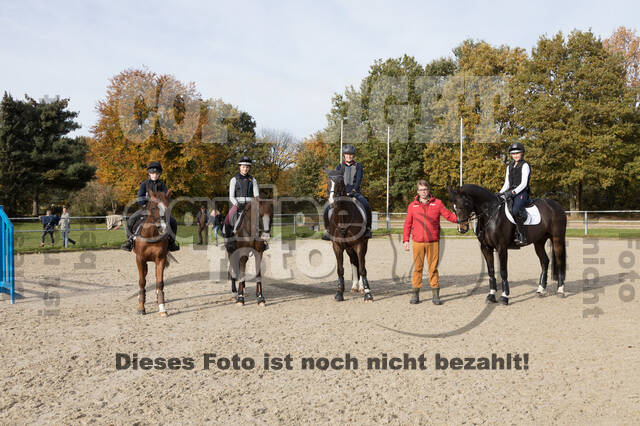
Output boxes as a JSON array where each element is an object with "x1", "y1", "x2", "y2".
[
  {"x1": 134, "y1": 190, "x2": 173, "y2": 316},
  {"x1": 226, "y1": 198, "x2": 273, "y2": 306}
]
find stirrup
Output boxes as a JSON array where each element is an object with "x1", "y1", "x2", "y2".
[{"x1": 321, "y1": 231, "x2": 331, "y2": 241}]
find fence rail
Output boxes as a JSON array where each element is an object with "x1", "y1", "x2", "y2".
[
  {"x1": 11, "y1": 210, "x2": 640, "y2": 236},
  {"x1": 1, "y1": 206, "x2": 16, "y2": 304}
]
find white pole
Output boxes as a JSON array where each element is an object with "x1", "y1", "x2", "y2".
[
  {"x1": 459, "y1": 116, "x2": 463, "y2": 187},
  {"x1": 340, "y1": 118, "x2": 344, "y2": 162},
  {"x1": 386, "y1": 125, "x2": 390, "y2": 230}
]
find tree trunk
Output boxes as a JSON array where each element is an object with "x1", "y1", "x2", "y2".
[{"x1": 32, "y1": 193, "x2": 39, "y2": 216}]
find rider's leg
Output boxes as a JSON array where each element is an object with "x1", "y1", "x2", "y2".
[
  {"x1": 121, "y1": 211, "x2": 143, "y2": 251},
  {"x1": 512, "y1": 192, "x2": 529, "y2": 245},
  {"x1": 224, "y1": 205, "x2": 238, "y2": 251},
  {"x1": 355, "y1": 194, "x2": 372, "y2": 238},
  {"x1": 167, "y1": 216, "x2": 179, "y2": 251}
]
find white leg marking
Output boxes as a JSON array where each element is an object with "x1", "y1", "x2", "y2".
[
  {"x1": 537, "y1": 285, "x2": 545, "y2": 293},
  {"x1": 489, "y1": 289, "x2": 496, "y2": 295},
  {"x1": 158, "y1": 303, "x2": 166, "y2": 312}
]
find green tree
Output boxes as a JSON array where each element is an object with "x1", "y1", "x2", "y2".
[{"x1": 508, "y1": 30, "x2": 639, "y2": 210}]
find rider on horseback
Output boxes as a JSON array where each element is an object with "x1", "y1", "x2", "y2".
[
  {"x1": 499, "y1": 142, "x2": 530, "y2": 246},
  {"x1": 322, "y1": 144, "x2": 372, "y2": 240},
  {"x1": 121, "y1": 161, "x2": 180, "y2": 252},
  {"x1": 223, "y1": 156, "x2": 260, "y2": 252}
]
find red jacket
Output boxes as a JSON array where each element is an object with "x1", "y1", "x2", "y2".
[{"x1": 403, "y1": 195, "x2": 457, "y2": 243}]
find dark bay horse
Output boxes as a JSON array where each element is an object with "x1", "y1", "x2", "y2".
[
  {"x1": 325, "y1": 168, "x2": 373, "y2": 302},
  {"x1": 226, "y1": 199, "x2": 273, "y2": 306},
  {"x1": 134, "y1": 190, "x2": 173, "y2": 316},
  {"x1": 448, "y1": 184, "x2": 567, "y2": 305}
]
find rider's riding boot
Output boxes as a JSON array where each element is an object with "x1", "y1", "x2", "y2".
[
  {"x1": 168, "y1": 237, "x2": 180, "y2": 252},
  {"x1": 364, "y1": 208, "x2": 372, "y2": 238},
  {"x1": 321, "y1": 231, "x2": 331, "y2": 241},
  {"x1": 432, "y1": 288, "x2": 443, "y2": 305},
  {"x1": 223, "y1": 224, "x2": 235, "y2": 252},
  {"x1": 514, "y1": 214, "x2": 529, "y2": 246},
  {"x1": 410, "y1": 287, "x2": 420, "y2": 304},
  {"x1": 121, "y1": 236, "x2": 134, "y2": 252}
]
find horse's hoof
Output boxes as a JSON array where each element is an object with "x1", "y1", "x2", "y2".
[
  {"x1": 363, "y1": 293, "x2": 373, "y2": 302},
  {"x1": 231, "y1": 292, "x2": 237, "y2": 301},
  {"x1": 159, "y1": 311, "x2": 168, "y2": 317},
  {"x1": 137, "y1": 309, "x2": 146, "y2": 315},
  {"x1": 359, "y1": 288, "x2": 364, "y2": 294},
  {"x1": 557, "y1": 291, "x2": 566, "y2": 298},
  {"x1": 351, "y1": 288, "x2": 358, "y2": 294},
  {"x1": 499, "y1": 296, "x2": 509, "y2": 305},
  {"x1": 486, "y1": 294, "x2": 497, "y2": 304},
  {"x1": 236, "y1": 297, "x2": 245, "y2": 306},
  {"x1": 257, "y1": 301, "x2": 266, "y2": 307},
  {"x1": 334, "y1": 292, "x2": 344, "y2": 302},
  {"x1": 537, "y1": 291, "x2": 547, "y2": 297}
]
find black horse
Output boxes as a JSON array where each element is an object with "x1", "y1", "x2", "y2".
[
  {"x1": 226, "y1": 199, "x2": 273, "y2": 306},
  {"x1": 448, "y1": 184, "x2": 567, "y2": 305},
  {"x1": 324, "y1": 168, "x2": 373, "y2": 302}
]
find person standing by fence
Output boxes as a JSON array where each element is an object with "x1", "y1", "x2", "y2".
[
  {"x1": 40, "y1": 209, "x2": 60, "y2": 247},
  {"x1": 196, "y1": 205, "x2": 209, "y2": 245},
  {"x1": 59, "y1": 206, "x2": 76, "y2": 248},
  {"x1": 211, "y1": 209, "x2": 223, "y2": 246}
]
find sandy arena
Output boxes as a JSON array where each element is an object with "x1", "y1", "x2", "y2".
[{"x1": 1, "y1": 236, "x2": 639, "y2": 424}]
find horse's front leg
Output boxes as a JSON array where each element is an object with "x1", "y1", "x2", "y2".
[
  {"x1": 333, "y1": 243, "x2": 345, "y2": 301},
  {"x1": 255, "y1": 252, "x2": 265, "y2": 306},
  {"x1": 355, "y1": 242, "x2": 373, "y2": 302},
  {"x1": 534, "y1": 240, "x2": 550, "y2": 296},
  {"x1": 346, "y1": 248, "x2": 361, "y2": 293},
  {"x1": 498, "y1": 247, "x2": 509, "y2": 305},
  {"x1": 481, "y1": 244, "x2": 497, "y2": 304},
  {"x1": 236, "y1": 255, "x2": 248, "y2": 306},
  {"x1": 155, "y1": 258, "x2": 168, "y2": 316},
  {"x1": 136, "y1": 256, "x2": 147, "y2": 315}
]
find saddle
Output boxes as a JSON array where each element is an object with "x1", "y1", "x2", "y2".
[{"x1": 504, "y1": 197, "x2": 541, "y2": 225}]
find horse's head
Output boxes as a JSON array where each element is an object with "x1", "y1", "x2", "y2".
[
  {"x1": 147, "y1": 190, "x2": 171, "y2": 236},
  {"x1": 324, "y1": 167, "x2": 346, "y2": 207},
  {"x1": 447, "y1": 186, "x2": 473, "y2": 234}
]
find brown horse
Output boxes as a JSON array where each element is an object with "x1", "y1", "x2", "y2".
[
  {"x1": 324, "y1": 168, "x2": 373, "y2": 302},
  {"x1": 226, "y1": 198, "x2": 273, "y2": 306},
  {"x1": 134, "y1": 190, "x2": 172, "y2": 316},
  {"x1": 448, "y1": 184, "x2": 567, "y2": 305}
]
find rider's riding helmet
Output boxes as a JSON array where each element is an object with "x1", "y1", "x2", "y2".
[
  {"x1": 508, "y1": 142, "x2": 525, "y2": 155},
  {"x1": 342, "y1": 144, "x2": 356, "y2": 155},
  {"x1": 147, "y1": 161, "x2": 163, "y2": 173},
  {"x1": 238, "y1": 156, "x2": 252, "y2": 166}
]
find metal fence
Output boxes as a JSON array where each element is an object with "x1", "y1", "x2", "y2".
[
  {"x1": 11, "y1": 210, "x2": 640, "y2": 236},
  {"x1": 1, "y1": 206, "x2": 16, "y2": 304}
]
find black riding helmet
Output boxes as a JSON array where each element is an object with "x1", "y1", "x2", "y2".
[
  {"x1": 342, "y1": 145, "x2": 356, "y2": 155},
  {"x1": 238, "y1": 156, "x2": 252, "y2": 166},
  {"x1": 508, "y1": 142, "x2": 525, "y2": 155},
  {"x1": 147, "y1": 161, "x2": 163, "y2": 173}
]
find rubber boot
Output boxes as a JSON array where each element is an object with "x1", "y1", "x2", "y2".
[
  {"x1": 410, "y1": 287, "x2": 420, "y2": 304},
  {"x1": 432, "y1": 288, "x2": 442, "y2": 305}
]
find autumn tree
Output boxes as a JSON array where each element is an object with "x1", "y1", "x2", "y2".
[
  {"x1": 604, "y1": 26, "x2": 640, "y2": 88},
  {"x1": 290, "y1": 133, "x2": 329, "y2": 199},
  {"x1": 89, "y1": 68, "x2": 259, "y2": 207}
]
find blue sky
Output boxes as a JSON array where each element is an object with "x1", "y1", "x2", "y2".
[{"x1": 1, "y1": 0, "x2": 637, "y2": 140}]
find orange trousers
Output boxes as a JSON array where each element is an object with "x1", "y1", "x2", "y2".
[{"x1": 412, "y1": 241, "x2": 440, "y2": 289}]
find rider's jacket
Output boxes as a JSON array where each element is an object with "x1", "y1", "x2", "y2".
[
  {"x1": 336, "y1": 161, "x2": 363, "y2": 194},
  {"x1": 137, "y1": 179, "x2": 168, "y2": 207},
  {"x1": 500, "y1": 160, "x2": 530, "y2": 195},
  {"x1": 229, "y1": 173, "x2": 259, "y2": 206}
]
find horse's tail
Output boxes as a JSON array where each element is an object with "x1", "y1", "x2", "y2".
[
  {"x1": 548, "y1": 200, "x2": 567, "y2": 281},
  {"x1": 551, "y1": 242, "x2": 558, "y2": 281}
]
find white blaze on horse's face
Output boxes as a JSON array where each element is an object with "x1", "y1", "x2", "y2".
[
  {"x1": 328, "y1": 180, "x2": 335, "y2": 205},
  {"x1": 158, "y1": 202, "x2": 167, "y2": 218},
  {"x1": 158, "y1": 202, "x2": 168, "y2": 234}
]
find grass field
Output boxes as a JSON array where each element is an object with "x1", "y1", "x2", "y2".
[{"x1": 12, "y1": 221, "x2": 640, "y2": 253}]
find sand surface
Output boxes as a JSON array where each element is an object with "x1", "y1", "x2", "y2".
[{"x1": 1, "y1": 236, "x2": 639, "y2": 424}]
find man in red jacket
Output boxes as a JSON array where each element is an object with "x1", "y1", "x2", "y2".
[{"x1": 403, "y1": 180, "x2": 457, "y2": 305}]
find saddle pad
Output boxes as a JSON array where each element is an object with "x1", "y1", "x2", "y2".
[{"x1": 504, "y1": 203, "x2": 541, "y2": 225}]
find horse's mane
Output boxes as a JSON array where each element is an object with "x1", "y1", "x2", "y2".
[{"x1": 461, "y1": 184, "x2": 496, "y2": 205}]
